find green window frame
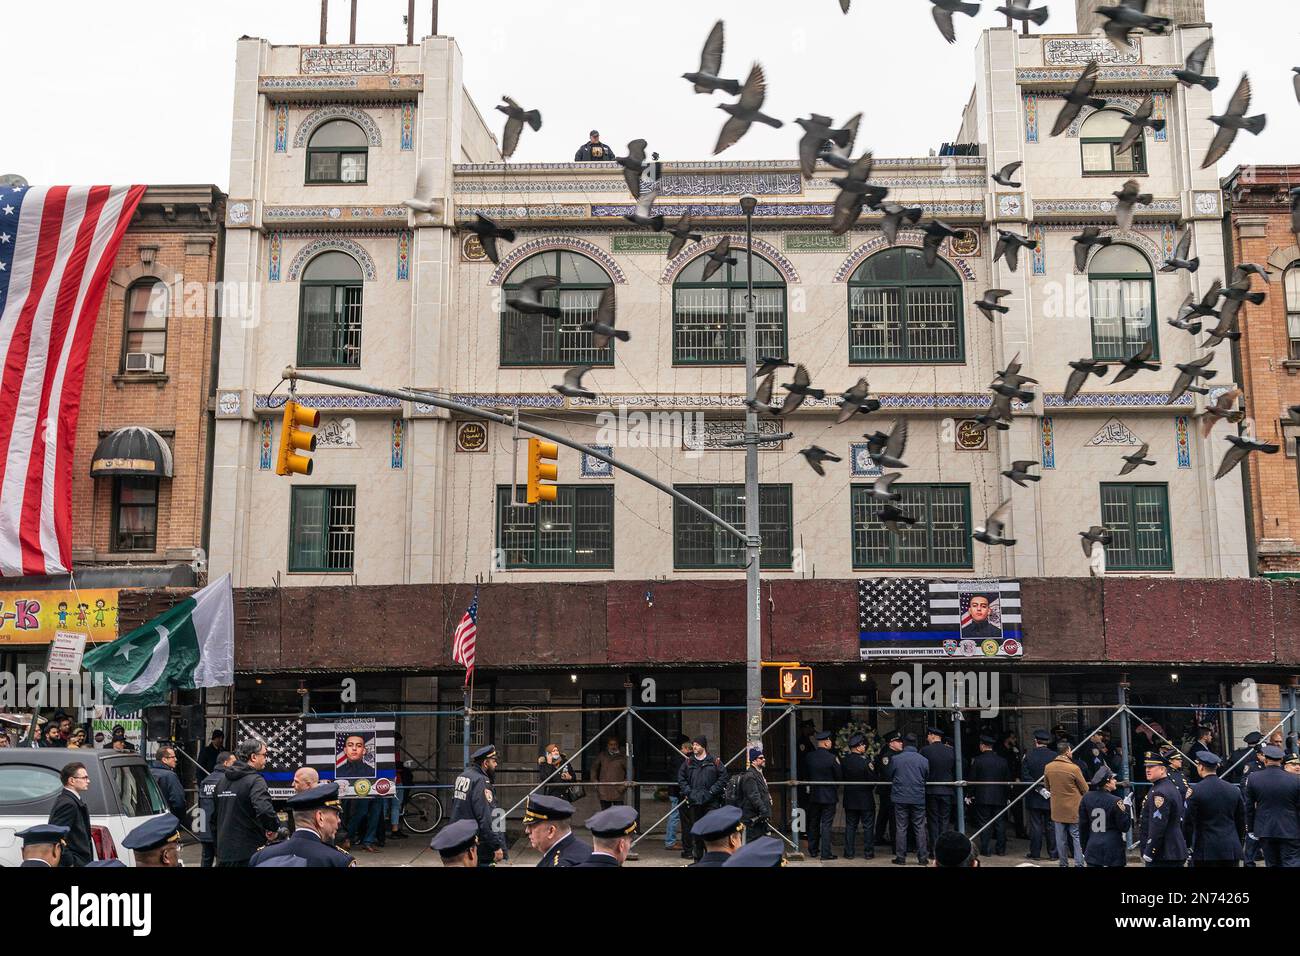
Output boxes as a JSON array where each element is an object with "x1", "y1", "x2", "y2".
[
  {"x1": 1285, "y1": 264, "x2": 1300, "y2": 360},
  {"x1": 671, "y1": 252, "x2": 787, "y2": 365},
  {"x1": 305, "y1": 119, "x2": 369, "y2": 184},
  {"x1": 672, "y1": 484, "x2": 792, "y2": 569},
  {"x1": 289, "y1": 486, "x2": 357, "y2": 572},
  {"x1": 297, "y1": 252, "x2": 364, "y2": 367},
  {"x1": 120, "y1": 279, "x2": 168, "y2": 373},
  {"x1": 112, "y1": 477, "x2": 159, "y2": 553},
  {"x1": 500, "y1": 251, "x2": 615, "y2": 367},
  {"x1": 495, "y1": 485, "x2": 614, "y2": 569},
  {"x1": 1088, "y1": 244, "x2": 1159, "y2": 362},
  {"x1": 847, "y1": 248, "x2": 964, "y2": 364},
  {"x1": 1100, "y1": 482, "x2": 1173, "y2": 571},
  {"x1": 1080, "y1": 110, "x2": 1147, "y2": 176},
  {"x1": 850, "y1": 482, "x2": 972, "y2": 569}
]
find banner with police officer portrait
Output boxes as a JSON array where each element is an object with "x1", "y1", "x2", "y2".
[
  {"x1": 307, "y1": 717, "x2": 398, "y2": 798},
  {"x1": 858, "y1": 578, "x2": 1024, "y2": 659}
]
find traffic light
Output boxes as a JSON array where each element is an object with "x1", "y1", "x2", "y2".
[
  {"x1": 276, "y1": 400, "x2": 320, "y2": 476},
  {"x1": 526, "y1": 438, "x2": 559, "y2": 504}
]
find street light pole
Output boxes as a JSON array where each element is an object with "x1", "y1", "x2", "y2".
[{"x1": 740, "y1": 195, "x2": 762, "y2": 751}]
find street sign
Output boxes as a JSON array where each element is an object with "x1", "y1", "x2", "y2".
[{"x1": 779, "y1": 666, "x2": 814, "y2": 701}]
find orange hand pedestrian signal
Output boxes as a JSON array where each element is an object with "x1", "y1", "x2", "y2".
[{"x1": 778, "y1": 666, "x2": 813, "y2": 701}]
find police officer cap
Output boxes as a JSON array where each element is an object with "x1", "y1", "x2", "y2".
[
  {"x1": 926, "y1": 726, "x2": 944, "y2": 737},
  {"x1": 85, "y1": 859, "x2": 126, "y2": 867},
  {"x1": 1033, "y1": 729, "x2": 1051, "y2": 742},
  {"x1": 848, "y1": 734, "x2": 866, "y2": 748},
  {"x1": 1194, "y1": 751, "x2": 1221, "y2": 767},
  {"x1": 1286, "y1": 753, "x2": 1300, "y2": 767},
  {"x1": 430, "y1": 819, "x2": 480, "y2": 857},
  {"x1": 814, "y1": 731, "x2": 832, "y2": 741},
  {"x1": 286, "y1": 781, "x2": 342, "y2": 812},
  {"x1": 1263, "y1": 744, "x2": 1286, "y2": 761},
  {"x1": 902, "y1": 733, "x2": 917, "y2": 746},
  {"x1": 979, "y1": 734, "x2": 997, "y2": 746},
  {"x1": 722, "y1": 835, "x2": 786, "y2": 867},
  {"x1": 256, "y1": 855, "x2": 310, "y2": 867},
  {"x1": 1089, "y1": 765, "x2": 1115, "y2": 787},
  {"x1": 1244, "y1": 731, "x2": 1263, "y2": 745},
  {"x1": 471, "y1": 744, "x2": 497, "y2": 762},
  {"x1": 1142, "y1": 751, "x2": 1167, "y2": 768},
  {"x1": 121, "y1": 815, "x2": 180, "y2": 852},
  {"x1": 16, "y1": 824, "x2": 68, "y2": 846},
  {"x1": 690, "y1": 805, "x2": 745, "y2": 841},
  {"x1": 523, "y1": 794, "x2": 576, "y2": 826},
  {"x1": 883, "y1": 731, "x2": 901, "y2": 743},
  {"x1": 585, "y1": 805, "x2": 638, "y2": 839}
]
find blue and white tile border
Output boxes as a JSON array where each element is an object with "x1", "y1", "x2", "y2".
[
  {"x1": 487, "y1": 236, "x2": 628, "y2": 285},
  {"x1": 833, "y1": 232, "x2": 977, "y2": 283},
  {"x1": 285, "y1": 237, "x2": 378, "y2": 282},
  {"x1": 292, "y1": 106, "x2": 384, "y2": 148},
  {"x1": 660, "y1": 235, "x2": 800, "y2": 285}
]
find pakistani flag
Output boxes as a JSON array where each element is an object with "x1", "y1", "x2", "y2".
[{"x1": 83, "y1": 574, "x2": 235, "y2": 711}]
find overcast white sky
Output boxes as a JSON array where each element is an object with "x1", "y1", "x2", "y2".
[{"x1": 7, "y1": 0, "x2": 1297, "y2": 187}]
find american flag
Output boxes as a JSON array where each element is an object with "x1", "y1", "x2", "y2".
[
  {"x1": 858, "y1": 578, "x2": 1023, "y2": 659},
  {"x1": 236, "y1": 717, "x2": 307, "y2": 796},
  {"x1": 0, "y1": 185, "x2": 146, "y2": 576},
  {"x1": 452, "y1": 588, "x2": 478, "y2": 684}
]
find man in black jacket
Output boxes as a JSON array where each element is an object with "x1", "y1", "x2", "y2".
[
  {"x1": 841, "y1": 734, "x2": 876, "y2": 859},
  {"x1": 805, "y1": 731, "x2": 842, "y2": 861},
  {"x1": 196, "y1": 751, "x2": 234, "y2": 867},
  {"x1": 1021, "y1": 729, "x2": 1058, "y2": 861},
  {"x1": 451, "y1": 744, "x2": 506, "y2": 867},
  {"x1": 574, "y1": 130, "x2": 614, "y2": 162},
  {"x1": 150, "y1": 744, "x2": 187, "y2": 829},
  {"x1": 736, "y1": 748, "x2": 773, "y2": 838},
  {"x1": 215, "y1": 740, "x2": 280, "y2": 867},
  {"x1": 920, "y1": 726, "x2": 956, "y2": 840},
  {"x1": 1245, "y1": 744, "x2": 1300, "y2": 867},
  {"x1": 1185, "y1": 752, "x2": 1245, "y2": 867},
  {"x1": 47, "y1": 762, "x2": 93, "y2": 866},
  {"x1": 969, "y1": 735, "x2": 1010, "y2": 856},
  {"x1": 677, "y1": 736, "x2": 727, "y2": 862},
  {"x1": 197, "y1": 729, "x2": 225, "y2": 776}
]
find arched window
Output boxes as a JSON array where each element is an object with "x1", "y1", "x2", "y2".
[
  {"x1": 1080, "y1": 109, "x2": 1146, "y2": 175},
  {"x1": 672, "y1": 250, "x2": 786, "y2": 365},
  {"x1": 121, "y1": 279, "x2": 168, "y2": 374},
  {"x1": 1088, "y1": 244, "x2": 1157, "y2": 362},
  {"x1": 306, "y1": 120, "x2": 368, "y2": 184},
  {"x1": 298, "y1": 251, "x2": 364, "y2": 367},
  {"x1": 1285, "y1": 264, "x2": 1300, "y2": 360},
  {"x1": 847, "y1": 248, "x2": 963, "y2": 363},
  {"x1": 500, "y1": 251, "x2": 614, "y2": 366}
]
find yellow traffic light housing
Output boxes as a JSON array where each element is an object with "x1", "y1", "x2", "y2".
[
  {"x1": 276, "y1": 401, "x2": 320, "y2": 476},
  {"x1": 527, "y1": 438, "x2": 559, "y2": 504}
]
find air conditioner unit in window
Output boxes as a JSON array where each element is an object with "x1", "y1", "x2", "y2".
[{"x1": 125, "y1": 352, "x2": 161, "y2": 373}]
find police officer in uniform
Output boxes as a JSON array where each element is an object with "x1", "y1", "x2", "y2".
[
  {"x1": 452, "y1": 744, "x2": 505, "y2": 867},
  {"x1": 722, "y1": 835, "x2": 787, "y2": 867},
  {"x1": 1022, "y1": 729, "x2": 1057, "y2": 861},
  {"x1": 1079, "y1": 766, "x2": 1131, "y2": 867},
  {"x1": 1183, "y1": 752, "x2": 1245, "y2": 868},
  {"x1": 920, "y1": 726, "x2": 956, "y2": 839},
  {"x1": 525, "y1": 794, "x2": 592, "y2": 867},
  {"x1": 841, "y1": 734, "x2": 876, "y2": 859},
  {"x1": 874, "y1": 731, "x2": 899, "y2": 848},
  {"x1": 968, "y1": 735, "x2": 1010, "y2": 857},
  {"x1": 1162, "y1": 746, "x2": 1193, "y2": 803},
  {"x1": 1245, "y1": 744, "x2": 1300, "y2": 867},
  {"x1": 250, "y1": 782, "x2": 355, "y2": 868},
  {"x1": 576, "y1": 806, "x2": 638, "y2": 867},
  {"x1": 122, "y1": 815, "x2": 183, "y2": 867},
  {"x1": 15, "y1": 824, "x2": 68, "y2": 867},
  {"x1": 689, "y1": 805, "x2": 744, "y2": 866},
  {"x1": 1139, "y1": 752, "x2": 1187, "y2": 867},
  {"x1": 431, "y1": 819, "x2": 480, "y2": 867},
  {"x1": 804, "y1": 731, "x2": 841, "y2": 860}
]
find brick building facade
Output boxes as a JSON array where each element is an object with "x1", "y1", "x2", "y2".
[{"x1": 1223, "y1": 165, "x2": 1300, "y2": 572}]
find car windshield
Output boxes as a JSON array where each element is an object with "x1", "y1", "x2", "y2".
[{"x1": 109, "y1": 762, "x2": 167, "y2": 816}]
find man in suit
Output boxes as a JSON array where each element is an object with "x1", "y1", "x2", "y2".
[
  {"x1": 16, "y1": 824, "x2": 68, "y2": 867},
  {"x1": 1184, "y1": 752, "x2": 1245, "y2": 867},
  {"x1": 920, "y1": 726, "x2": 956, "y2": 840},
  {"x1": 525, "y1": 794, "x2": 592, "y2": 868},
  {"x1": 805, "y1": 731, "x2": 842, "y2": 860},
  {"x1": 1245, "y1": 744, "x2": 1300, "y2": 867},
  {"x1": 886, "y1": 733, "x2": 930, "y2": 866},
  {"x1": 969, "y1": 735, "x2": 1010, "y2": 857},
  {"x1": 48, "y1": 762, "x2": 93, "y2": 866},
  {"x1": 1021, "y1": 729, "x2": 1058, "y2": 861}
]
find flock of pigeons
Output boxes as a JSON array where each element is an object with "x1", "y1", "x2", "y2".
[{"x1": 445, "y1": 2, "x2": 1300, "y2": 566}]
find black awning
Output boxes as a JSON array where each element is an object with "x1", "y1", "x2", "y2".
[{"x1": 90, "y1": 426, "x2": 174, "y2": 478}]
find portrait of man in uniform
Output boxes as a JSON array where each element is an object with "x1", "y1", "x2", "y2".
[
  {"x1": 336, "y1": 731, "x2": 376, "y2": 779},
  {"x1": 960, "y1": 592, "x2": 1002, "y2": 640}
]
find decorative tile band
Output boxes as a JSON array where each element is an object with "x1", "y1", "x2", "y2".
[
  {"x1": 300, "y1": 46, "x2": 395, "y2": 75},
  {"x1": 1064, "y1": 96, "x2": 1148, "y2": 138},
  {"x1": 396, "y1": 230, "x2": 411, "y2": 281},
  {"x1": 1024, "y1": 93, "x2": 1039, "y2": 144},
  {"x1": 292, "y1": 106, "x2": 384, "y2": 148},
  {"x1": 1016, "y1": 66, "x2": 1178, "y2": 83},
  {"x1": 264, "y1": 205, "x2": 408, "y2": 223},
  {"x1": 591, "y1": 201, "x2": 986, "y2": 220},
  {"x1": 1043, "y1": 37, "x2": 1140, "y2": 66},
  {"x1": 452, "y1": 157, "x2": 987, "y2": 174},
  {"x1": 391, "y1": 418, "x2": 405, "y2": 469},
  {"x1": 1075, "y1": 227, "x2": 1165, "y2": 273},
  {"x1": 611, "y1": 234, "x2": 671, "y2": 254},
  {"x1": 255, "y1": 393, "x2": 401, "y2": 412},
  {"x1": 259, "y1": 419, "x2": 274, "y2": 470},
  {"x1": 834, "y1": 232, "x2": 977, "y2": 282},
  {"x1": 274, "y1": 105, "x2": 289, "y2": 153},
  {"x1": 487, "y1": 237, "x2": 628, "y2": 285},
  {"x1": 1045, "y1": 392, "x2": 1194, "y2": 409},
  {"x1": 1040, "y1": 417, "x2": 1055, "y2": 470},
  {"x1": 1034, "y1": 198, "x2": 1179, "y2": 218},
  {"x1": 784, "y1": 233, "x2": 849, "y2": 252},
  {"x1": 268, "y1": 232, "x2": 282, "y2": 282},
  {"x1": 285, "y1": 237, "x2": 378, "y2": 282},
  {"x1": 659, "y1": 235, "x2": 801, "y2": 285},
  {"x1": 685, "y1": 418, "x2": 787, "y2": 451},
  {"x1": 1088, "y1": 418, "x2": 1141, "y2": 446},
  {"x1": 1030, "y1": 224, "x2": 1046, "y2": 276},
  {"x1": 1176, "y1": 416, "x2": 1191, "y2": 468},
  {"x1": 804, "y1": 176, "x2": 985, "y2": 190},
  {"x1": 1152, "y1": 92, "x2": 1168, "y2": 143},
  {"x1": 400, "y1": 103, "x2": 414, "y2": 151},
  {"x1": 456, "y1": 203, "x2": 590, "y2": 221}
]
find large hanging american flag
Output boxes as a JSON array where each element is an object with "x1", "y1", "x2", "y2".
[
  {"x1": 452, "y1": 588, "x2": 478, "y2": 684},
  {"x1": 0, "y1": 184, "x2": 146, "y2": 576}
]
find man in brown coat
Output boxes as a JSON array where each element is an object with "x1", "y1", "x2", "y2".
[
  {"x1": 589, "y1": 737, "x2": 629, "y2": 809},
  {"x1": 1044, "y1": 741, "x2": 1088, "y2": 867}
]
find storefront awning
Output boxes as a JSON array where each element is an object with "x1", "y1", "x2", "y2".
[{"x1": 90, "y1": 426, "x2": 173, "y2": 478}]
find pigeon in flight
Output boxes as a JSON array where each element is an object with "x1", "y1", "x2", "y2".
[
  {"x1": 616, "y1": 140, "x2": 651, "y2": 199},
  {"x1": 1198, "y1": 387, "x2": 1243, "y2": 436},
  {"x1": 1118, "y1": 442, "x2": 1157, "y2": 476},
  {"x1": 715, "y1": 64, "x2": 785, "y2": 155},
  {"x1": 403, "y1": 162, "x2": 443, "y2": 217},
  {"x1": 929, "y1": 0, "x2": 981, "y2": 45},
  {"x1": 780, "y1": 364, "x2": 825, "y2": 415},
  {"x1": 878, "y1": 505, "x2": 919, "y2": 535},
  {"x1": 506, "y1": 276, "x2": 562, "y2": 318},
  {"x1": 973, "y1": 500, "x2": 1016, "y2": 547},
  {"x1": 921, "y1": 220, "x2": 960, "y2": 268},
  {"x1": 1168, "y1": 354, "x2": 1216, "y2": 403},
  {"x1": 622, "y1": 181, "x2": 664, "y2": 231},
  {"x1": 1221, "y1": 270, "x2": 1266, "y2": 306},
  {"x1": 1051, "y1": 60, "x2": 1107, "y2": 137},
  {"x1": 1235, "y1": 263, "x2": 1272, "y2": 283},
  {"x1": 830, "y1": 154, "x2": 883, "y2": 235},
  {"x1": 744, "y1": 374, "x2": 782, "y2": 416},
  {"x1": 1202, "y1": 74, "x2": 1267, "y2": 169},
  {"x1": 1064, "y1": 359, "x2": 1108, "y2": 402},
  {"x1": 874, "y1": 203, "x2": 920, "y2": 246},
  {"x1": 799, "y1": 445, "x2": 842, "y2": 477},
  {"x1": 496, "y1": 96, "x2": 542, "y2": 159},
  {"x1": 970, "y1": 394, "x2": 1013, "y2": 432},
  {"x1": 995, "y1": 0, "x2": 1048, "y2": 25},
  {"x1": 1117, "y1": 95, "x2": 1165, "y2": 155},
  {"x1": 994, "y1": 229, "x2": 1038, "y2": 273},
  {"x1": 865, "y1": 472, "x2": 903, "y2": 502},
  {"x1": 457, "y1": 214, "x2": 516, "y2": 266},
  {"x1": 976, "y1": 289, "x2": 1013, "y2": 322},
  {"x1": 840, "y1": 0, "x2": 851, "y2": 11},
  {"x1": 553, "y1": 365, "x2": 596, "y2": 401},
  {"x1": 1159, "y1": 229, "x2": 1199, "y2": 274},
  {"x1": 1002, "y1": 460, "x2": 1041, "y2": 488},
  {"x1": 1215, "y1": 434, "x2": 1280, "y2": 480},
  {"x1": 757, "y1": 356, "x2": 795, "y2": 378},
  {"x1": 996, "y1": 353, "x2": 1038, "y2": 390},
  {"x1": 837, "y1": 377, "x2": 881, "y2": 423},
  {"x1": 1201, "y1": 308, "x2": 1242, "y2": 349},
  {"x1": 666, "y1": 214, "x2": 703, "y2": 259},
  {"x1": 683, "y1": 20, "x2": 742, "y2": 95},
  {"x1": 701, "y1": 236, "x2": 738, "y2": 281},
  {"x1": 867, "y1": 420, "x2": 908, "y2": 469},
  {"x1": 991, "y1": 161, "x2": 1023, "y2": 188},
  {"x1": 1111, "y1": 342, "x2": 1159, "y2": 384},
  {"x1": 1181, "y1": 279, "x2": 1224, "y2": 323},
  {"x1": 580, "y1": 288, "x2": 630, "y2": 349},
  {"x1": 1097, "y1": 1, "x2": 1171, "y2": 53},
  {"x1": 1294, "y1": 67, "x2": 1300, "y2": 104},
  {"x1": 817, "y1": 113, "x2": 861, "y2": 171},
  {"x1": 1167, "y1": 300, "x2": 1203, "y2": 336},
  {"x1": 1173, "y1": 38, "x2": 1218, "y2": 91},
  {"x1": 797, "y1": 115, "x2": 854, "y2": 178},
  {"x1": 1112, "y1": 179, "x2": 1153, "y2": 232},
  {"x1": 1071, "y1": 226, "x2": 1113, "y2": 272},
  {"x1": 1080, "y1": 526, "x2": 1113, "y2": 559}
]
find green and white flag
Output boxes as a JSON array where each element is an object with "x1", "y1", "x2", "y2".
[{"x1": 83, "y1": 575, "x2": 234, "y2": 711}]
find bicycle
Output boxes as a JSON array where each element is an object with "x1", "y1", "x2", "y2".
[{"x1": 401, "y1": 789, "x2": 445, "y2": 834}]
